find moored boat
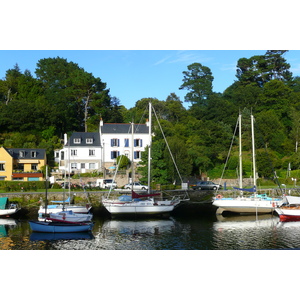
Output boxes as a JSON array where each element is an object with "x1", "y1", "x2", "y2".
[
  {"x1": 29, "y1": 220, "x2": 94, "y2": 233},
  {"x1": 212, "y1": 113, "x2": 284, "y2": 215},
  {"x1": 48, "y1": 210, "x2": 93, "y2": 223},
  {"x1": 0, "y1": 197, "x2": 20, "y2": 217},
  {"x1": 102, "y1": 102, "x2": 190, "y2": 216}
]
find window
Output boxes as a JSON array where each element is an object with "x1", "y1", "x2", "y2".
[
  {"x1": 111, "y1": 139, "x2": 119, "y2": 147},
  {"x1": 111, "y1": 151, "x2": 120, "y2": 159},
  {"x1": 31, "y1": 151, "x2": 37, "y2": 158},
  {"x1": 89, "y1": 149, "x2": 95, "y2": 156},
  {"x1": 71, "y1": 163, "x2": 77, "y2": 169},
  {"x1": 16, "y1": 164, "x2": 24, "y2": 171},
  {"x1": 124, "y1": 138, "x2": 129, "y2": 147},
  {"x1": 0, "y1": 164, "x2": 5, "y2": 171},
  {"x1": 134, "y1": 139, "x2": 143, "y2": 147},
  {"x1": 89, "y1": 163, "x2": 96, "y2": 169},
  {"x1": 19, "y1": 150, "x2": 25, "y2": 158},
  {"x1": 81, "y1": 163, "x2": 85, "y2": 169},
  {"x1": 31, "y1": 164, "x2": 38, "y2": 171},
  {"x1": 134, "y1": 151, "x2": 141, "y2": 159},
  {"x1": 74, "y1": 138, "x2": 81, "y2": 144},
  {"x1": 71, "y1": 150, "x2": 77, "y2": 156},
  {"x1": 61, "y1": 151, "x2": 65, "y2": 160},
  {"x1": 86, "y1": 138, "x2": 93, "y2": 144}
]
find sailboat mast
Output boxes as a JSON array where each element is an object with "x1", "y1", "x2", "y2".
[
  {"x1": 148, "y1": 102, "x2": 152, "y2": 192},
  {"x1": 251, "y1": 114, "x2": 257, "y2": 191},
  {"x1": 131, "y1": 121, "x2": 134, "y2": 188},
  {"x1": 239, "y1": 112, "x2": 243, "y2": 196}
]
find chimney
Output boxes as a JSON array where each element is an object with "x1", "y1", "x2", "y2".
[{"x1": 64, "y1": 133, "x2": 68, "y2": 145}]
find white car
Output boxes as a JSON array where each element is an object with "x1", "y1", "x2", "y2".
[{"x1": 124, "y1": 182, "x2": 148, "y2": 190}]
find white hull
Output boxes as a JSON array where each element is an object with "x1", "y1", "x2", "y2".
[
  {"x1": 213, "y1": 197, "x2": 284, "y2": 215},
  {"x1": 38, "y1": 205, "x2": 91, "y2": 220},
  {"x1": 49, "y1": 211, "x2": 93, "y2": 223},
  {"x1": 102, "y1": 199, "x2": 176, "y2": 215},
  {"x1": 0, "y1": 208, "x2": 19, "y2": 216}
]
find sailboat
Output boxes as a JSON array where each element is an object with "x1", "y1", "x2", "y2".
[
  {"x1": 29, "y1": 166, "x2": 93, "y2": 233},
  {"x1": 212, "y1": 112, "x2": 284, "y2": 215},
  {"x1": 102, "y1": 102, "x2": 190, "y2": 216}
]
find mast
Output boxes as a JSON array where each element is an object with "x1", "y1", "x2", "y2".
[
  {"x1": 148, "y1": 102, "x2": 152, "y2": 192},
  {"x1": 131, "y1": 121, "x2": 134, "y2": 189},
  {"x1": 45, "y1": 165, "x2": 48, "y2": 216},
  {"x1": 251, "y1": 113, "x2": 257, "y2": 193},
  {"x1": 239, "y1": 112, "x2": 243, "y2": 196}
]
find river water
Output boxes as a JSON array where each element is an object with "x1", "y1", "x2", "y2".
[{"x1": 1, "y1": 213, "x2": 300, "y2": 250}]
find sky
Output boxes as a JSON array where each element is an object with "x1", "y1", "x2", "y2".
[{"x1": 1, "y1": 50, "x2": 300, "y2": 109}]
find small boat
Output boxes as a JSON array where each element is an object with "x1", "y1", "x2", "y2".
[
  {"x1": 38, "y1": 197, "x2": 92, "y2": 220},
  {"x1": 48, "y1": 210, "x2": 93, "y2": 223},
  {"x1": 29, "y1": 220, "x2": 94, "y2": 233},
  {"x1": 0, "y1": 197, "x2": 20, "y2": 217},
  {"x1": 29, "y1": 165, "x2": 93, "y2": 233},
  {"x1": 275, "y1": 195, "x2": 300, "y2": 222}
]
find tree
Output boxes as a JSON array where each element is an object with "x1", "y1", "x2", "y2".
[
  {"x1": 236, "y1": 50, "x2": 293, "y2": 87},
  {"x1": 179, "y1": 63, "x2": 214, "y2": 105},
  {"x1": 35, "y1": 57, "x2": 113, "y2": 134}
]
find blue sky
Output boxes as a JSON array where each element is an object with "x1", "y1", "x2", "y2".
[{"x1": 1, "y1": 50, "x2": 300, "y2": 109}]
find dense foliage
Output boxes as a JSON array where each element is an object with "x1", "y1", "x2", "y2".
[{"x1": 1, "y1": 51, "x2": 300, "y2": 183}]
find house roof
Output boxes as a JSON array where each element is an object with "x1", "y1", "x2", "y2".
[
  {"x1": 68, "y1": 132, "x2": 101, "y2": 146},
  {"x1": 5, "y1": 148, "x2": 46, "y2": 159},
  {"x1": 101, "y1": 123, "x2": 149, "y2": 134}
]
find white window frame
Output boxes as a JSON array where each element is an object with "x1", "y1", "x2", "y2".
[
  {"x1": 89, "y1": 149, "x2": 95, "y2": 156},
  {"x1": 0, "y1": 163, "x2": 5, "y2": 171},
  {"x1": 73, "y1": 138, "x2": 81, "y2": 144},
  {"x1": 86, "y1": 138, "x2": 93, "y2": 144}
]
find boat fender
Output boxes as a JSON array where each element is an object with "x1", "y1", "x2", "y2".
[
  {"x1": 62, "y1": 213, "x2": 66, "y2": 220},
  {"x1": 216, "y1": 195, "x2": 223, "y2": 199}
]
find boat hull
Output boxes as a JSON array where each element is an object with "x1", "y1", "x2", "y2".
[
  {"x1": 48, "y1": 211, "x2": 93, "y2": 223},
  {"x1": 102, "y1": 201, "x2": 175, "y2": 215},
  {"x1": 0, "y1": 208, "x2": 19, "y2": 216},
  {"x1": 275, "y1": 207, "x2": 300, "y2": 222},
  {"x1": 29, "y1": 221, "x2": 93, "y2": 233},
  {"x1": 213, "y1": 198, "x2": 283, "y2": 215}
]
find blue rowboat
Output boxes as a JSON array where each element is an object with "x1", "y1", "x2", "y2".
[{"x1": 29, "y1": 220, "x2": 94, "y2": 233}]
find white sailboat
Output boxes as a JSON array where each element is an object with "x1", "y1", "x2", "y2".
[
  {"x1": 212, "y1": 112, "x2": 284, "y2": 215},
  {"x1": 102, "y1": 102, "x2": 189, "y2": 216}
]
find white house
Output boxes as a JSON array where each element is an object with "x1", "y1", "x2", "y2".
[{"x1": 54, "y1": 120, "x2": 150, "y2": 174}]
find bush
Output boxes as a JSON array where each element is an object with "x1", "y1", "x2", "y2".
[{"x1": 0, "y1": 181, "x2": 48, "y2": 192}]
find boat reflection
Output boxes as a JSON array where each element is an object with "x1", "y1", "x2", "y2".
[
  {"x1": 212, "y1": 214, "x2": 280, "y2": 249},
  {"x1": 102, "y1": 218, "x2": 176, "y2": 235},
  {"x1": 30, "y1": 231, "x2": 94, "y2": 241},
  {"x1": 0, "y1": 218, "x2": 17, "y2": 237}
]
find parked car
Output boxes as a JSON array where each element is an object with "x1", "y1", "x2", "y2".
[
  {"x1": 124, "y1": 182, "x2": 148, "y2": 190},
  {"x1": 191, "y1": 181, "x2": 222, "y2": 190},
  {"x1": 96, "y1": 179, "x2": 117, "y2": 189}
]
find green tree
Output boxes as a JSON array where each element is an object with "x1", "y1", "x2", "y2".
[{"x1": 179, "y1": 63, "x2": 214, "y2": 105}]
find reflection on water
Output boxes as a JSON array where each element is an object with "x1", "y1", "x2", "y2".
[
  {"x1": 3, "y1": 214, "x2": 300, "y2": 249},
  {"x1": 212, "y1": 214, "x2": 280, "y2": 250}
]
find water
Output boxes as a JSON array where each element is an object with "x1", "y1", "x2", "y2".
[{"x1": 2, "y1": 214, "x2": 300, "y2": 250}]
